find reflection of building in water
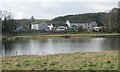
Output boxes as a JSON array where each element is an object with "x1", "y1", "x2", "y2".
[{"x1": 88, "y1": 38, "x2": 105, "y2": 51}]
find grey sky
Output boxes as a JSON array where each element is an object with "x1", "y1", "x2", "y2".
[{"x1": 0, "y1": 0, "x2": 119, "y2": 19}]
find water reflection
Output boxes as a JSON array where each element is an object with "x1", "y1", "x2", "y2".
[{"x1": 2, "y1": 37, "x2": 119, "y2": 56}]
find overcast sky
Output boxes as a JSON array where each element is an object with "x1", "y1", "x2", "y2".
[{"x1": 0, "y1": 0, "x2": 119, "y2": 19}]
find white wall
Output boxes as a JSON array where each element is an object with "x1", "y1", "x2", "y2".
[
  {"x1": 31, "y1": 24, "x2": 39, "y2": 30},
  {"x1": 70, "y1": 21, "x2": 98, "y2": 31}
]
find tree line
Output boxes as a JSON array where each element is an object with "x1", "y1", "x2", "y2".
[
  {"x1": 51, "y1": 8, "x2": 120, "y2": 33},
  {"x1": 0, "y1": 8, "x2": 120, "y2": 34}
]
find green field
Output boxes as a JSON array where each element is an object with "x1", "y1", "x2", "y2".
[{"x1": 2, "y1": 51, "x2": 118, "y2": 70}]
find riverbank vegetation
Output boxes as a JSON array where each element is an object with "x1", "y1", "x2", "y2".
[
  {"x1": 2, "y1": 51, "x2": 118, "y2": 70},
  {"x1": 2, "y1": 33, "x2": 120, "y2": 40}
]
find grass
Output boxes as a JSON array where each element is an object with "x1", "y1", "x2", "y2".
[
  {"x1": 3, "y1": 33, "x2": 120, "y2": 40},
  {"x1": 2, "y1": 51, "x2": 118, "y2": 70}
]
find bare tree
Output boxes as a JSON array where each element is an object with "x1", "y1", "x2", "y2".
[
  {"x1": 0, "y1": 10, "x2": 13, "y2": 20},
  {"x1": 0, "y1": 10, "x2": 15, "y2": 33}
]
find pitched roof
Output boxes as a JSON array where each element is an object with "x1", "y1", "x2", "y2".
[
  {"x1": 69, "y1": 20, "x2": 92, "y2": 23},
  {"x1": 50, "y1": 23, "x2": 68, "y2": 27}
]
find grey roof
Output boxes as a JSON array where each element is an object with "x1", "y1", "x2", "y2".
[
  {"x1": 69, "y1": 20, "x2": 93, "y2": 23},
  {"x1": 38, "y1": 24, "x2": 48, "y2": 30},
  {"x1": 31, "y1": 20, "x2": 50, "y2": 30}
]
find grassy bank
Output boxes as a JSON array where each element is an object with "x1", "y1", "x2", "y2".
[
  {"x1": 3, "y1": 33, "x2": 120, "y2": 40},
  {"x1": 2, "y1": 51, "x2": 118, "y2": 70}
]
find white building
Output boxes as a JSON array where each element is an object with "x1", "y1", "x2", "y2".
[
  {"x1": 66, "y1": 20, "x2": 71, "y2": 28},
  {"x1": 31, "y1": 24, "x2": 39, "y2": 30},
  {"x1": 48, "y1": 24, "x2": 54, "y2": 30},
  {"x1": 31, "y1": 22, "x2": 48, "y2": 31},
  {"x1": 66, "y1": 20, "x2": 98, "y2": 31}
]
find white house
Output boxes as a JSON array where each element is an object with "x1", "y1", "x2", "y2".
[
  {"x1": 66, "y1": 20, "x2": 98, "y2": 31},
  {"x1": 31, "y1": 22, "x2": 48, "y2": 30},
  {"x1": 31, "y1": 24, "x2": 39, "y2": 30},
  {"x1": 48, "y1": 24, "x2": 54, "y2": 30},
  {"x1": 66, "y1": 20, "x2": 71, "y2": 28}
]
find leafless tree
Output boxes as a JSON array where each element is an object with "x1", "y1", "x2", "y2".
[{"x1": 0, "y1": 10, "x2": 13, "y2": 20}]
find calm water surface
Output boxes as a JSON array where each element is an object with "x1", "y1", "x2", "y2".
[{"x1": 1, "y1": 37, "x2": 119, "y2": 56}]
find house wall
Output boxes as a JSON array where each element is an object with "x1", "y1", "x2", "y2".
[
  {"x1": 31, "y1": 24, "x2": 48, "y2": 30},
  {"x1": 66, "y1": 20, "x2": 71, "y2": 27},
  {"x1": 31, "y1": 24, "x2": 39, "y2": 30},
  {"x1": 70, "y1": 21, "x2": 97, "y2": 31},
  {"x1": 38, "y1": 24, "x2": 48, "y2": 30},
  {"x1": 48, "y1": 24, "x2": 54, "y2": 30}
]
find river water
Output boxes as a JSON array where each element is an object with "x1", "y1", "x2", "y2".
[{"x1": 1, "y1": 37, "x2": 119, "y2": 56}]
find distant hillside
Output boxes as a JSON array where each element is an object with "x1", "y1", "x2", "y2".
[
  {"x1": 51, "y1": 8, "x2": 120, "y2": 32},
  {"x1": 15, "y1": 19, "x2": 51, "y2": 25},
  {"x1": 52, "y1": 12, "x2": 107, "y2": 26}
]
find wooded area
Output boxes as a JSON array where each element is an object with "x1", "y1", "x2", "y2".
[
  {"x1": 52, "y1": 8, "x2": 120, "y2": 32},
  {"x1": 1, "y1": 8, "x2": 120, "y2": 34}
]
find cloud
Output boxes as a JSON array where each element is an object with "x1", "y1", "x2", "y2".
[
  {"x1": 0, "y1": 1, "x2": 118, "y2": 19},
  {"x1": 84, "y1": 2, "x2": 118, "y2": 12},
  {"x1": 13, "y1": 11, "x2": 28, "y2": 19},
  {"x1": 1, "y1": 0, "x2": 120, "y2": 2},
  {"x1": 40, "y1": 2, "x2": 58, "y2": 7}
]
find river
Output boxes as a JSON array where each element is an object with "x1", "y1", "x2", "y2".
[{"x1": 1, "y1": 37, "x2": 119, "y2": 56}]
